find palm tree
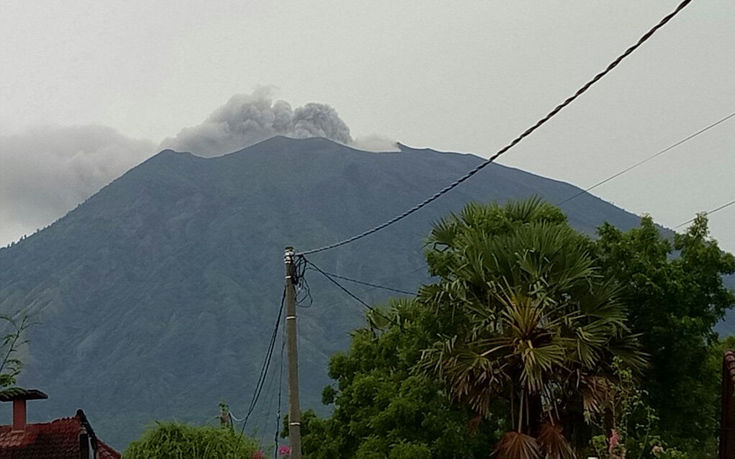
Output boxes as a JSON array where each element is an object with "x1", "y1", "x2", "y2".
[{"x1": 419, "y1": 199, "x2": 644, "y2": 458}]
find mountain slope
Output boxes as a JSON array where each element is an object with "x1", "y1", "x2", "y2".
[{"x1": 0, "y1": 136, "x2": 658, "y2": 447}]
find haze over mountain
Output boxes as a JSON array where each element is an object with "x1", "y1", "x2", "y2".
[
  {"x1": 0, "y1": 89, "x2": 395, "y2": 247},
  {"x1": 0, "y1": 136, "x2": 729, "y2": 448}
]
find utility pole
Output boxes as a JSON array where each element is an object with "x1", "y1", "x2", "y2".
[{"x1": 284, "y1": 247, "x2": 302, "y2": 459}]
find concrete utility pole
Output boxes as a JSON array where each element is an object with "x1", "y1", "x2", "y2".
[{"x1": 284, "y1": 247, "x2": 302, "y2": 459}]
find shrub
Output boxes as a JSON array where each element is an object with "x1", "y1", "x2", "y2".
[{"x1": 123, "y1": 421, "x2": 261, "y2": 458}]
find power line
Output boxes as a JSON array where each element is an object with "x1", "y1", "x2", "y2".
[
  {"x1": 302, "y1": 257, "x2": 402, "y2": 327},
  {"x1": 298, "y1": 0, "x2": 693, "y2": 256},
  {"x1": 240, "y1": 288, "x2": 285, "y2": 433},
  {"x1": 557, "y1": 111, "x2": 735, "y2": 206},
  {"x1": 316, "y1": 271, "x2": 415, "y2": 295},
  {"x1": 294, "y1": 255, "x2": 313, "y2": 308},
  {"x1": 676, "y1": 199, "x2": 735, "y2": 229},
  {"x1": 229, "y1": 411, "x2": 245, "y2": 423},
  {"x1": 304, "y1": 258, "x2": 373, "y2": 310}
]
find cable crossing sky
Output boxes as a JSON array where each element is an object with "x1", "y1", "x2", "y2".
[
  {"x1": 240, "y1": 288, "x2": 285, "y2": 434},
  {"x1": 314, "y1": 270, "x2": 415, "y2": 296},
  {"x1": 676, "y1": 199, "x2": 735, "y2": 229},
  {"x1": 271, "y1": 3, "x2": 703, "y2": 456},
  {"x1": 298, "y1": 0, "x2": 694, "y2": 257},
  {"x1": 556, "y1": 111, "x2": 735, "y2": 206}
]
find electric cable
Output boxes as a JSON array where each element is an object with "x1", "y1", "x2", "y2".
[
  {"x1": 557, "y1": 111, "x2": 735, "y2": 206},
  {"x1": 294, "y1": 256, "x2": 313, "y2": 308},
  {"x1": 229, "y1": 411, "x2": 245, "y2": 423},
  {"x1": 302, "y1": 257, "x2": 401, "y2": 327},
  {"x1": 298, "y1": 0, "x2": 693, "y2": 256},
  {"x1": 317, "y1": 271, "x2": 415, "y2": 295},
  {"x1": 676, "y1": 199, "x2": 735, "y2": 229},
  {"x1": 305, "y1": 260, "x2": 372, "y2": 310},
  {"x1": 240, "y1": 288, "x2": 285, "y2": 434}
]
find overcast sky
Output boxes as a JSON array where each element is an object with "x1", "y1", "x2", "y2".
[{"x1": 1, "y1": 0, "x2": 733, "y2": 252}]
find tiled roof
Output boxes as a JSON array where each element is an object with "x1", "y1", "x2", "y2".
[
  {"x1": 725, "y1": 350, "x2": 735, "y2": 387},
  {"x1": 98, "y1": 439, "x2": 121, "y2": 459},
  {"x1": 0, "y1": 417, "x2": 82, "y2": 459},
  {"x1": 0, "y1": 389, "x2": 47, "y2": 402},
  {"x1": 0, "y1": 413, "x2": 120, "y2": 459}
]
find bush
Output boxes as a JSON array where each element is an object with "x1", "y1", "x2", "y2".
[{"x1": 123, "y1": 422, "x2": 261, "y2": 458}]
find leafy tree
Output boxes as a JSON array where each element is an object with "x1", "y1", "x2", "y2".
[
  {"x1": 588, "y1": 357, "x2": 685, "y2": 459},
  {"x1": 302, "y1": 200, "x2": 733, "y2": 458},
  {"x1": 0, "y1": 314, "x2": 30, "y2": 387},
  {"x1": 123, "y1": 421, "x2": 261, "y2": 458},
  {"x1": 298, "y1": 298, "x2": 499, "y2": 458},
  {"x1": 419, "y1": 199, "x2": 644, "y2": 457},
  {"x1": 594, "y1": 214, "x2": 735, "y2": 455}
]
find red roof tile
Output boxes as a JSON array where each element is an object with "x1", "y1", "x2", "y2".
[
  {"x1": 0, "y1": 413, "x2": 120, "y2": 459},
  {"x1": 98, "y1": 440, "x2": 121, "y2": 459},
  {"x1": 0, "y1": 417, "x2": 81, "y2": 459}
]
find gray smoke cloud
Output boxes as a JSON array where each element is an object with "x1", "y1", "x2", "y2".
[
  {"x1": 1, "y1": 91, "x2": 396, "y2": 246},
  {"x1": 0, "y1": 125, "x2": 155, "y2": 246},
  {"x1": 351, "y1": 134, "x2": 400, "y2": 153},
  {"x1": 161, "y1": 88, "x2": 356, "y2": 157}
]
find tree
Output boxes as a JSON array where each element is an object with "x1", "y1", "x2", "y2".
[
  {"x1": 123, "y1": 422, "x2": 261, "y2": 458},
  {"x1": 588, "y1": 357, "x2": 686, "y2": 459},
  {"x1": 594, "y1": 214, "x2": 735, "y2": 456},
  {"x1": 299, "y1": 298, "x2": 498, "y2": 458},
  {"x1": 0, "y1": 314, "x2": 30, "y2": 387},
  {"x1": 301, "y1": 200, "x2": 732, "y2": 458},
  {"x1": 419, "y1": 199, "x2": 644, "y2": 457}
]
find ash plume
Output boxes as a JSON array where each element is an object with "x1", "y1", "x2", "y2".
[
  {"x1": 0, "y1": 125, "x2": 154, "y2": 245},
  {"x1": 161, "y1": 88, "x2": 354, "y2": 157},
  {"x1": 1, "y1": 90, "x2": 397, "y2": 246}
]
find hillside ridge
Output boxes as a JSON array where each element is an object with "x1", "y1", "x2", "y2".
[{"x1": 0, "y1": 136, "x2": 673, "y2": 448}]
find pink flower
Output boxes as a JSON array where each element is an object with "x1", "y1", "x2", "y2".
[
  {"x1": 251, "y1": 451, "x2": 266, "y2": 459},
  {"x1": 278, "y1": 445, "x2": 292, "y2": 456},
  {"x1": 608, "y1": 429, "x2": 620, "y2": 453}
]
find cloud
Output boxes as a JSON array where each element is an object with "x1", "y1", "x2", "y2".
[
  {"x1": 0, "y1": 125, "x2": 155, "y2": 245},
  {"x1": 0, "y1": 90, "x2": 397, "y2": 246},
  {"x1": 161, "y1": 88, "x2": 355, "y2": 157},
  {"x1": 351, "y1": 134, "x2": 400, "y2": 153}
]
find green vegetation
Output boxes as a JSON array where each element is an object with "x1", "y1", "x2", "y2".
[
  {"x1": 588, "y1": 357, "x2": 686, "y2": 459},
  {"x1": 596, "y1": 215, "x2": 735, "y2": 455},
  {"x1": 0, "y1": 314, "x2": 30, "y2": 388},
  {"x1": 296, "y1": 298, "x2": 498, "y2": 458},
  {"x1": 0, "y1": 137, "x2": 678, "y2": 447},
  {"x1": 123, "y1": 422, "x2": 261, "y2": 459},
  {"x1": 419, "y1": 199, "x2": 645, "y2": 456},
  {"x1": 302, "y1": 199, "x2": 735, "y2": 458},
  {"x1": 1, "y1": 138, "x2": 733, "y2": 450}
]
